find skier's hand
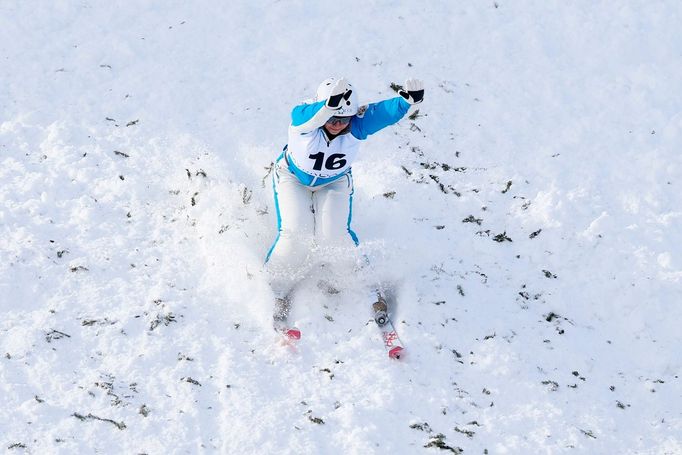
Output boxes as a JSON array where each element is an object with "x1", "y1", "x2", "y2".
[
  {"x1": 325, "y1": 78, "x2": 353, "y2": 110},
  {"x1": 398, "y1": 78, "x2": 424, "y2": 105}
]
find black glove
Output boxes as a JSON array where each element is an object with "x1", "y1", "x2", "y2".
[{"x1": 398, "y1": 78, "x2": 424, "y2": 105}]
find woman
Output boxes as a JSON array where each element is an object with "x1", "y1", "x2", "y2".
[{"x1": 266, "y1": 76, "x2": 424, "y2": 335}]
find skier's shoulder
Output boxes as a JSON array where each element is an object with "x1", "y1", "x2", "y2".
[{"x1": 288, "y1": 123, "x2": 321, "y2": 140}]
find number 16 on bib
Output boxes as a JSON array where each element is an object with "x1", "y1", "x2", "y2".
[{"x1": 308, "y1": 152, "x2": 347, "y2": 171}]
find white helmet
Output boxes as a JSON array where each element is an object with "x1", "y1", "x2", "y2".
[{"x1": 315, "y1": 77, "x2": 358, "y2": 116}]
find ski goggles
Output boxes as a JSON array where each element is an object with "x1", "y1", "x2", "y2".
[{"x1": 326, "y1": 116, "x2": 352, "y2": 126}]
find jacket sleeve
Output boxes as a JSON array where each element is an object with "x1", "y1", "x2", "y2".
[
  {"x1": 350, "y1": 97, "x2": 411, "y2": 140},
  {"x1": 290, "y1": 100, "x2": 335, "y2": 134}
]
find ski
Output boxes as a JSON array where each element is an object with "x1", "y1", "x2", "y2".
[
  {"x1": 373, "y1": 294, "x2": 405, "y2": 359},
  {"x1": 380, "y1": 319, "x2": 404, "y2": 359},
  {"x1": 273, "y1": 296, "x2": 301, "y2": 341},
  {"x1": 274, "y1": 320, "x2": 301, "y2": 341}
]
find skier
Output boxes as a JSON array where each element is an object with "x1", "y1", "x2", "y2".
[{"x1": 265, "y1": 76, "x2": 424, "y2": 335}]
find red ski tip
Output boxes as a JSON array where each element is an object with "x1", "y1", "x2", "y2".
[
  {"x1": 388, "y1": 346, "x2": 404, "y2": 359},
  {"x1": 285, "y1": 328, "x2": 301, "y2": 340}
]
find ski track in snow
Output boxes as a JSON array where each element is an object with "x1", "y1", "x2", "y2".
[{"x1": 1, "y1": 1, "x2": 681, "y2": 454}]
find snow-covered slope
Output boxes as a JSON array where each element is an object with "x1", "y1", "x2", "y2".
[{"x1": 1, "y1": 1, "x2": 680, "y2": 453}]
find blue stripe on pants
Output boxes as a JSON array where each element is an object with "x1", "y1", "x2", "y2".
[
  {"x1": 264, "y1": 153, "x2": 285, "y2": 263},
  {"x1": 346, "y1": 172, "x2": 359, "y2": 246}
]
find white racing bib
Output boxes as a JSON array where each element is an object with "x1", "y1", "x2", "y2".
[{"x1": 287, "y1": 127, "x2": 360, "y2": 179}]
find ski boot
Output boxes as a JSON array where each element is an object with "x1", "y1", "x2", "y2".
[{"x1": 372, "y1": 294, "x2": 388, "y2": 327}]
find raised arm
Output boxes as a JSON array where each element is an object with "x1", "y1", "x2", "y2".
[
  {"x1": 350, "y1": 97, "x2": 411, "y2": 140},
  {"x1": 351, "y1": 79, "x2": 424, "y2": 140},
  {"x1": 290, "y1": 101, "x2": 334, "y2": 134},
  {"x1": 290, "y1": 78, "x2": 354, "y2": 134}
]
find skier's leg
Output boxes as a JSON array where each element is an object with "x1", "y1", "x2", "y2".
[
  {"x1": 315, "y1": 172, "x2": 359, "y2": 248},
  {"x1": 265, "y1": 160, "x2": 315, "y2": 299},
  {"x1": 312, "y1": 173, "x2": 360, "y2": 290}
]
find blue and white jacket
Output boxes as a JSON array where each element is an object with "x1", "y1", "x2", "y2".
[{"x1": 283, "y1": 97, "x2": 411, "y2": 187}]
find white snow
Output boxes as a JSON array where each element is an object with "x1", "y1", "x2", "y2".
[{"x1": 1, "y1": 1, "x2": 681, "y2": 454}]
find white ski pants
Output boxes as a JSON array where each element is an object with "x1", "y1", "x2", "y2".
[{"x1": 265, "y1": 157, "x2": 359, "y2": 297}]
